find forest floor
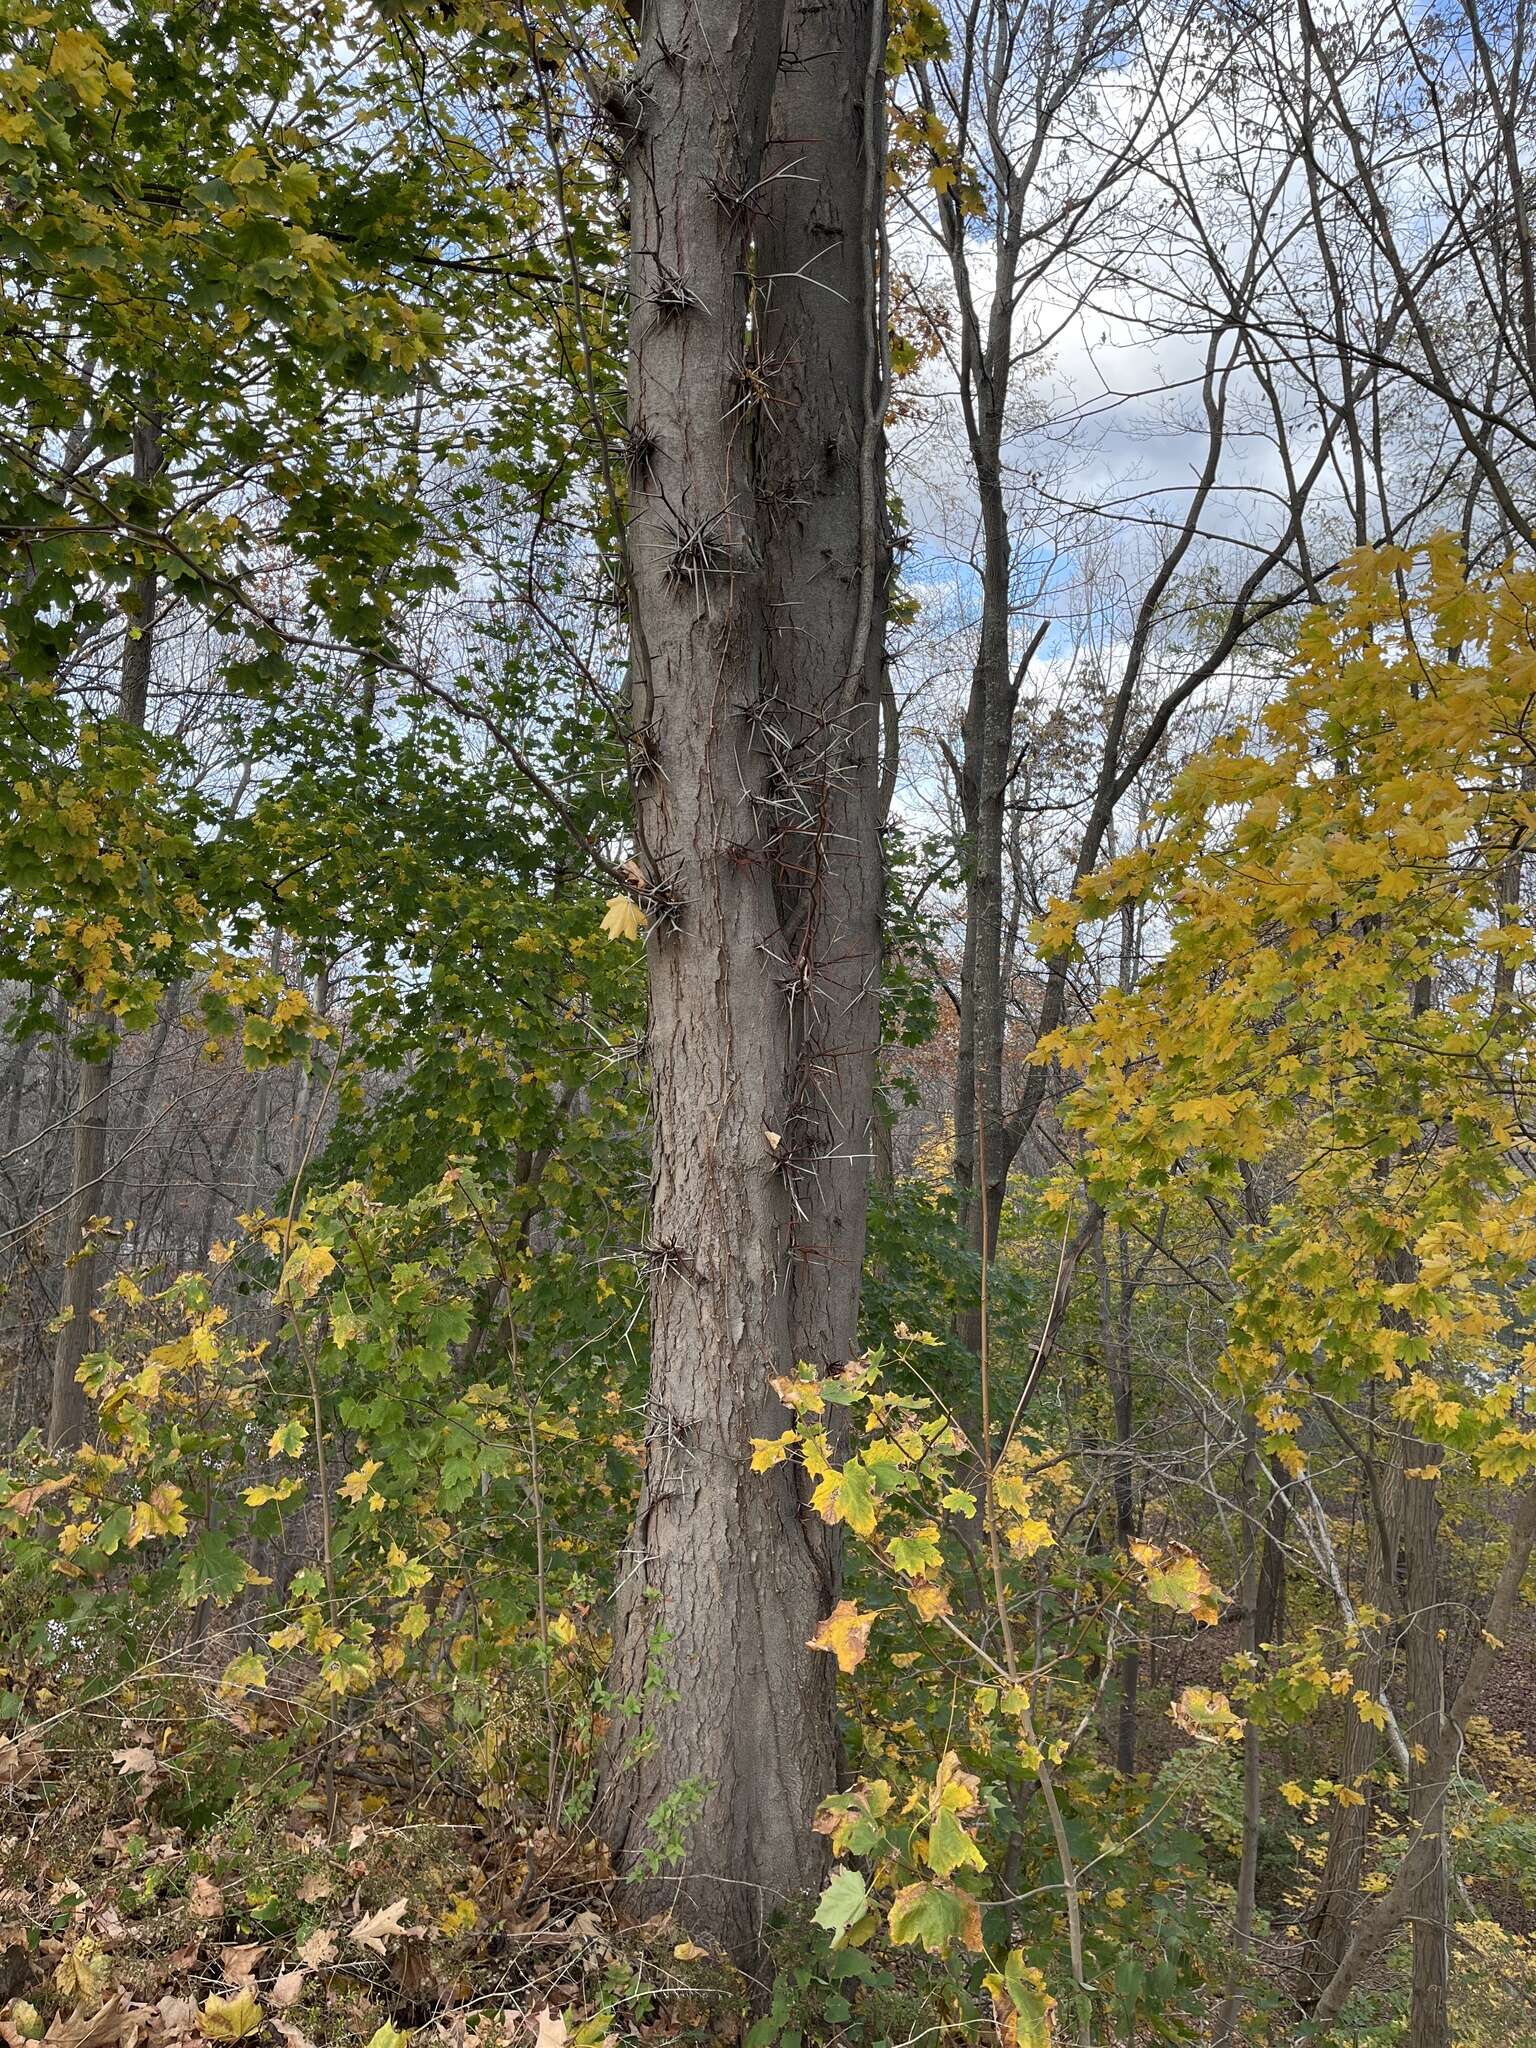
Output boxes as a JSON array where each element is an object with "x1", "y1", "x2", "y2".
[{"x1": 0, "y1": 1678, "x2": 748, "y2": 2048}]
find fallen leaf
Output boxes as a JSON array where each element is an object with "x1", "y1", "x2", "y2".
[
  {"x1": 41, "y1": 1998, "x2": 128, "y2": 2048},
  {"x1": 269, "y1": 1972, "x2": 306, "y2": 2012},
  {"x1": 219, "y1": 1945, "x2": 266, "y2": 1989},
  {"x1": 296, "y1": 1929, "x2": 336, "y2": 1971},
  {"x1": 155, "y1": 1997, "x2": 197, "y2": 2037},
  {"x1": 53, "y1": 1941, "x2": 110, "y2": 2005},
  {"x1": 348, "y1": 1900, "x2": 424, "y2": 1957},
  {"x1": 0, "y1": 1734, "x2": 44, "y2": 1790},
  {"x1": 532, "y1": 2015, "x2": 567, "y2": 2048},
  {"x1": 271, "y1": 2026, "x2": 314, "y2": 2048},
  {"x1": 672, "y1": 1941, "x2": 708, "y2": 1962},
  {"x1": 111, "y1": 1748, "x2": 158, "y2": 1782},
  {"x1": 187, "y1": 1877, "x2": 224, "y2": 1922},
  {"x1": 296, "y1": 1871, "x2": 332, "y2": 1905},
  {"x1": 198, "y1": 1991, "x2": 262, "y2": 2043}
]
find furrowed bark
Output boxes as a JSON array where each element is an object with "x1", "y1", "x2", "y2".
[
  {"x1": 598, "y1": 0, "x2": 886, "y2": 1967},
  {"x1": 759, "y1": 0, "x2": 887, "y2": 1385}
]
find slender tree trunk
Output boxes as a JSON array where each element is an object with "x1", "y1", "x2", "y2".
[
  {"x1": 1215, "y1": 1438, "x2": 1289, "y2": 2047},
  {"x1": 1298, "y1": 1454, "x2": 1396, "y2": 2007},
  {"x1": 760, "y1": 0, "x2": 886, "y2": 1385},
  {"x1": 1092, "y1": 1226, "x2": 1140, "y2": 1772},
  {"x1": 47, "y1": 1051, "x2": 113, "y2": 1449},
  {"x1": 599, "y1": 0, "x2": 886, "y2": 1967},
  {"x1": 953, "y1": 435, "x2": 1017, "y2": 1352},
  {"x1": 1402, "y1": 1444, "x2": 1450, "y2": 2048},
  {"x1": 48, "y1": 406, "x2": 160, "y2": 1449}
]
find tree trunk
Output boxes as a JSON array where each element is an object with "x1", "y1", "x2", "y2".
[
  {"x1": 1215, "y1": 1436, "x2": 1289, "y2": 2047},
  {"x1": 759, "y1": 0, "x2": 886, "y2": 1385},
  {"x1": 1094, "y1": 1226, "x2": 1140, "y2": 1773},
  {"x1": 1297, "y1": 1452, "x2": 1395, "y2": 2008},
  {"x1": 598, "y1": 0, "x2": 885, "y2": 1967},
  {"x1": 1402, "y1": 1445, "x2": 1450, "y2": 2048},
  {"x1": 953, "y1": 433, "x2": 1017, "y2": 1352},
  {"x1": 47, "y1": 1050, "x2": 114, "y2": 1449},
  {"x1": 48, "y1": 405, "x2": 160, "y2": 1449}
]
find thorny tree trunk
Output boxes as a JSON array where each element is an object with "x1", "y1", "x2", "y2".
[
  {"x1": 48, "y1": 407, "x2": 160, "y2": 1450},
  {"x1": 599, "y1": 0, "x2": 886, "y2": 1967},
  {"x1": 758, "y1": 2, "x2": 887, "y2": 1387}
]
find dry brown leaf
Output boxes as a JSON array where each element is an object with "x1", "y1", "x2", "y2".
[
  {"x1": 296, "y1": 1872, "x2": 332, "y2": 1905},
  {"x1": 348, "y1": 1900, "x2": 423, "y2": 1957},
  {"x1": 503, "y1": 1897, "x2": 550, "y2": 1937},
  {"x1": 271, "y1": 2025, "x2": 314, "y2": 2048},
  {"x1": 296, "y1": 1928, "x2": 336, "y2": 1970},
  {"x1": 155, "y1": 1996, "x2": 197, "y2": 2036},
  {"x1": 532, "y1": 2015, "x2": 567, "y2": 2048},
  {"x1": 269, "y1": 1971, "x2": 306, "y2": 2011},
  {"x1": 110, "y1": 1748, "x2": 158, "y2": 1782},
  {"x1": 41, "y1": 1996, "x2": 127, "y2": 2048},
  {"x1": 186, "y1": 1877, "x2": 223, "y2": 1923},
  {"x1": 0, "y1": 1735, "x2": 44, "y2": 1790},
  {"x1": 218, "y1": 1944, "x2": 266, "y2": 1988}
]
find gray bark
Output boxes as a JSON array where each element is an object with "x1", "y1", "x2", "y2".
[
  {"x1": 1402, "y1": 1446, "x2": 1450, "y2": 2048},
  {"x1": 598, "y1": 0, "x2": 886, "y2": 1967},
  {"x1": 48, "y1": 404, "x2": 161, "y2": 1449}
]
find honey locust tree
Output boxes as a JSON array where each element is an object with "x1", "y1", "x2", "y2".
[{"x1": 595, "y1": 0, "x2": 890, "y2": 1962}]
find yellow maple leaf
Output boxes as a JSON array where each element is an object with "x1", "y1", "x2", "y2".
[
  {"x1": 1170, "y1": 1686, "x2": 1244, "y2": 1744},
  {"x1": 200, "y1": 1990, "x2": 264, "y2": 2041},
  {"x1": 600, "y1": 895, "x2": 648, "y2": 942},
  {"x1": 1133, "y1": 1541, "x2": 1223, "y2": 1624},
  {"x1": 908, "y1": 1579, "x2": 951, "y2": 1622},
  {"x1": 808, "y1": 1598, "x2": 877, "y2": 1674},
  {"x1": 339, "y1": 1458, "x2": 382, "y2": 1503}
]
